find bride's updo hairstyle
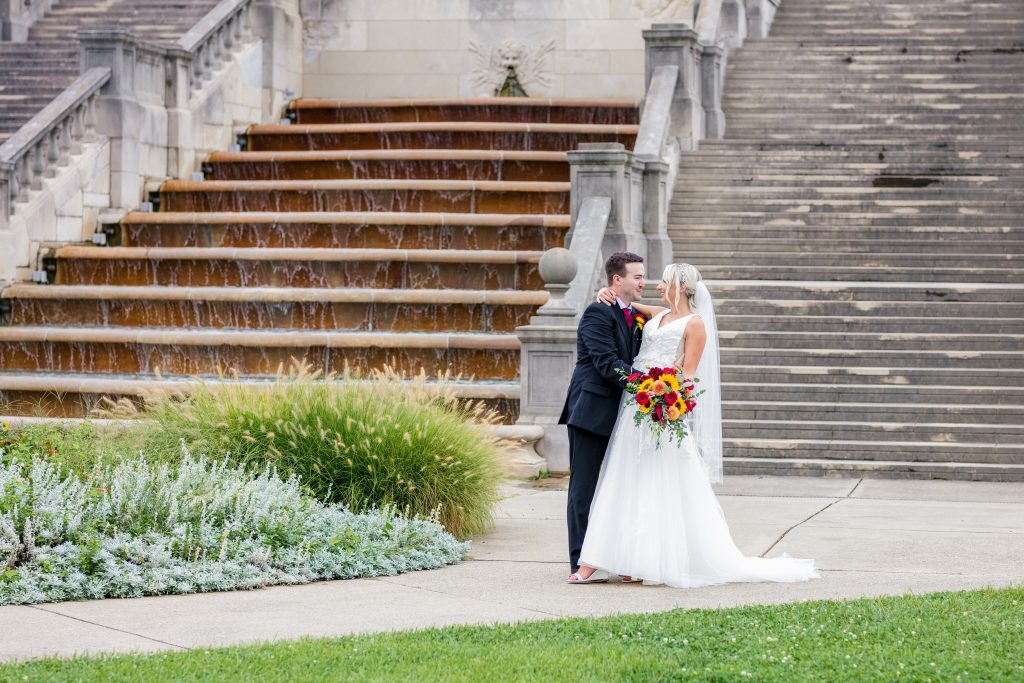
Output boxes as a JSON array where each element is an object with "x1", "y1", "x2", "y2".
[{"x1": 661, "y1": 262, "x2": 702, "y2": 310}]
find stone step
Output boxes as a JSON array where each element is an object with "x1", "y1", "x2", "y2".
[
  {"x1": 677, "y1": 170, "x2": 1024, "y2": 181},
  {"x1": 202, "y1": 150, "x2": 570, "y2": 182},
  {"x1": 117, "y1": 211, "x2": 569, "y2": 250},
  {"x1": 718, "y1": 381, "x2": 1024, "y2": 405},
  {"x1": 287, "y1": 98, "x2": 640, "y2": 125},
  {"x1": 723, "y1": 418, "x2": 1024, "y2": 445},
  {"x1": 718, "y1": 330, "x2": 1021, "y2": 352},
  {"x1": 158, "y1": 179, "x2": 570, "y2": 215},
  {"x1": 722, "y1": 457, "x2": 1024, "y2": 482},
  {"x1": 717, "y1": 364, "x2": 1023, "y2": 386},
  {"x1": 53, "y1": 246, "x2": 543, "y2": 289},
  {"x1": 685, "y1": 264, "x2": 1023, "y2": 284},
  {"x1": 678, "y1": 250, "x2": 1021, "y2": 270},
  {"x1": 673, "y1": 186, "x2": 1024, "y2": 198},
  {"x1": 719, "y1": 348, "x2": 1022, "y2": 370},
  {"x1": 0, "y1": 372, "x2": 520, "y2": 420},
  {"x1": 723, "y1": 438, "x2": 1023, "y2": 465},
  {"x1": 678, "y1": 236, "x2": 1024, "y2": 255},
  {"x1": 712, "y1": 297, "x2": 1024, "y2": 317},
  {"x1": 671, "y1": 211, "x2": 1023, "y2": 225},
  {"x1": 244, "y1": 122, "x2": 638, "y2": 153},
  {"x1": 715, "y1": 314, "x2": 1022, "y2": 334},
  {"x1": 722, "y1": 400, "x2": 1024, "y2": 425},
  {"x1": 1, "y1": 284, "x2": 547, "y2": 333},
  {"x1": 0, "y1": 327, "x2": 522, "y2": 380},
  {"x1": 705, "y1": 281, "x2": 1024, "y2": 304},
  {"x1": 711, "y1": 140, "x2": 1024, "y2": 152}
]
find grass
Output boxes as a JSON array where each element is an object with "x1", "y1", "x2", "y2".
[
  {"x1": 2, "y1": 586, "x2": 1021, "y2": 682},
  {"x1": 95, "y1": 364, "x2": 507, "y2": 538}
]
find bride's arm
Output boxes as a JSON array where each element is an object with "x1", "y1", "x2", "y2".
[
  {"x1": 674, "y1": 316, "x2": 707, "y2": 381},
  {"x1": 594, "y1": 287, "x2": 667, "y2": 319}
]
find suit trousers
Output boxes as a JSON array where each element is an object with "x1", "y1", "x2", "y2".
[{"x1": 566, "y1": 424, "x2": 611, "y2": 572}]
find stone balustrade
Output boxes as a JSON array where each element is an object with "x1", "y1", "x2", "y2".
[
  {"x1": 177, "y1": 0, "x2": 255, "y2": 90},
  {"x1": 0, "y1": 0, "x2": 58, "y2": 41},
  {"x1": 0, "y1": 68, "x2": 108, "y2": 223}
]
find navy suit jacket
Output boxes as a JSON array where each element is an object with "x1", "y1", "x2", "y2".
[{"x1": 558, "y1": 301, "x2": 643, "y2": 437}]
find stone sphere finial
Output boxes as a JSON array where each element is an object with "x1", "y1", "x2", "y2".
[{"x1": 538, "y1": 247, "x2": 577, "y2": 286}]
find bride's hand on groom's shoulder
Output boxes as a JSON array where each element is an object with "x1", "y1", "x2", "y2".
[{"x1": 596, "y1": 287, "x2": 616, "y2": 306}]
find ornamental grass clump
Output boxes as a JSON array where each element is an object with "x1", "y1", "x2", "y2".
[
  {"x1": 110, "y1": 364, "x2": 506, "y2": 538},
  {"x1": 0, "y1": 451, "x2": 468, "y2": 606}
]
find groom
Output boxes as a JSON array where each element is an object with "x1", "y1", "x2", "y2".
[{"x1": 558, "y1": 252, "x2": 646, "y2": 574}]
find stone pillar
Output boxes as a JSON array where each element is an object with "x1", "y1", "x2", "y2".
[
  {"x1": 745, "y1": 0, "x2": 778, "y2": 39},
  {"x1": 80, "y1": 30, "x2": 170, "y2": 211},
  {"x1": 252, "y1": 0, "x2": 304, "y2": 121},
  {"x1": 701, "y1": 44, "x2": 726, "y2": 139},
  {"x1": 567, "y1": 142, "x2": 644, "y2": 261},
  {"x1": 639, "y1": 157, "x2": 674, "y2": 275},
  {"x1": 0, "y1": 162, "x2": 12, "y2": 283},
  {"x1": 516, "y1": 247, "x2": 579, "y2": 473},
  {"x1": 1, "y1": 0, "x2": 57, "y2": 41},
  {"x1": 516, "y1": 197, "x2": 613, "y2": 473},
  {"x1": 643, "y1": 23, "x2": 704, "y2": 152}
]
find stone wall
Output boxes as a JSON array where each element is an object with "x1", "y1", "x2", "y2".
[{"x1": 301, "y1": 0, "x2": 698, "y2": 99}]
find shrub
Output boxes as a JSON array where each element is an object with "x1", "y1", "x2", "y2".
[
  {"x1": 0, "y1": 450, "x2": 468, "y2": 605},
  {"x1": 108, "y1": 366, "x2": 506, "y2": 538}
]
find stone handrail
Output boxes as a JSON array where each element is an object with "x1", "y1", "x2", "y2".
[
  {"x1": 0, "y1": 67, "x2": 110, "y2": 223},
  {"x1": 176, "y1": 0, "x2": 255, "y2": 90},
  {"x1": 695, "y1": 0, "x2": 723, "y2": 44},
  {"x1": 634, "y1": 65, "x2": 680, "y2": 160}
]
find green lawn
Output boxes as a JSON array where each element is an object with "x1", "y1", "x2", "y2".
[{"x1": 3, "y1": 587, "x2": 1021, "y2": 682}]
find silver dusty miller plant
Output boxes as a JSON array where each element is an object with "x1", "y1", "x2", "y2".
[{"x1": 0, "y1": 447, "x2": 469, "y2": 605}]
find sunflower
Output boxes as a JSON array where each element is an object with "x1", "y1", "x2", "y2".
[
  {"x1": 638, "y1": 378, "x2": 654, "y2": 393},
  {"x1": 659, "y1": 373, "x2": 681, "y2": 392},
  {"x1": 638, "y1": 402, "x2": 652, "y2": 413}
]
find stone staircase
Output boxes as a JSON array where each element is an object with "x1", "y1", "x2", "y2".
[
  {"x1": 0, "y1": 98, "x2": 638, "y2": 418},
  {"x1": 669, "y1": 0, "x2": 1024, "y2": 479},
  {"x1": 0, "y1": 0, "x2": 219, "y2": 144}
]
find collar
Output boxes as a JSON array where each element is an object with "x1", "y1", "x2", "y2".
[{"x1": 615, "y1": 297, "x2": 631, "y2": 310}]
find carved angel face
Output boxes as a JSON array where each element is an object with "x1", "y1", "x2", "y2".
[{"x1": 497, "y1": 40, "x2": 528, "y2": 68}]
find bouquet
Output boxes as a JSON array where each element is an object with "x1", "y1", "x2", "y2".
[{"x1": 618, "y1": 367, "x2": 703, "y2": 447}]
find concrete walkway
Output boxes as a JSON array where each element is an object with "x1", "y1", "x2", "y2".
[{"x1": 2, "y1": 475, "x2": 1023, "y2": 662}]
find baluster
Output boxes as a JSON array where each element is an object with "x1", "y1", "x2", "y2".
[
  {"x1": 15, "y1": 157, "x2": 30, "y2": 202},
  {"x1": 71, "y1": 104, "x2": 85, "y2": 154},
  {"x1": 223, "y1": 15, "x2": 236, "y2": 51},
  {"x1": 44, "y1": 130, "x2": 60, "y2": 177},
  {"x1": 204, "y1": 41, "x2": 215, "y2": 76},
  {"x1": 239, "y1": 3, "x2": 252, "y2": 40},
  {"x1": 30, "y1": 143, "x2": 45, "y2": 190},
  {"x1": 9, "y1": 163, "x2": 22, "y2": 207},
  {"x1": 58, "y1": 118, "x2": 73, "y2": 165},
  {"x1": 83, "y1": 96, "x2": 98, "y2": 143}
]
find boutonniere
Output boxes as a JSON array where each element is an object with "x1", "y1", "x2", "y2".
[{"x1": 634, "y1": 313, "x2": 646, "y2": 330}]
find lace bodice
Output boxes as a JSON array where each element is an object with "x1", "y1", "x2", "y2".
[{"x1": 633, "y1": 311, "x2": 698, "y2": 371}]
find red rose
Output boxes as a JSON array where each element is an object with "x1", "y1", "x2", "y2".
[
  {"x1": 685, "y1": 400, "x2": 696, "y2": 412},
  {"x1": 627, "y1": 372, "x2": 642, "y2": 382},
  {"x1": 664, "y1": 391, "x2": 679, "y2": 406},
  {"x1": 636, "y1": 391, "x2": 651, "y2": 406},
  {"x1": 652, "y1": 404, "x2": 664, "y2": 422}
]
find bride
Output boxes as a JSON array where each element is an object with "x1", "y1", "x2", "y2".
[{"x1": 567, "y1": 263, "x2": 819, "y2": 587}]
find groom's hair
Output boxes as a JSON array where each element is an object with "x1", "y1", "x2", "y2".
[{"x1": 605, "y1": 252, "x2": 643, "y2": 285}]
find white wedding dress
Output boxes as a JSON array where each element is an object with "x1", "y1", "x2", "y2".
[{"x1": 578, "y1": 308, "x2": 819, "y2": 588}]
